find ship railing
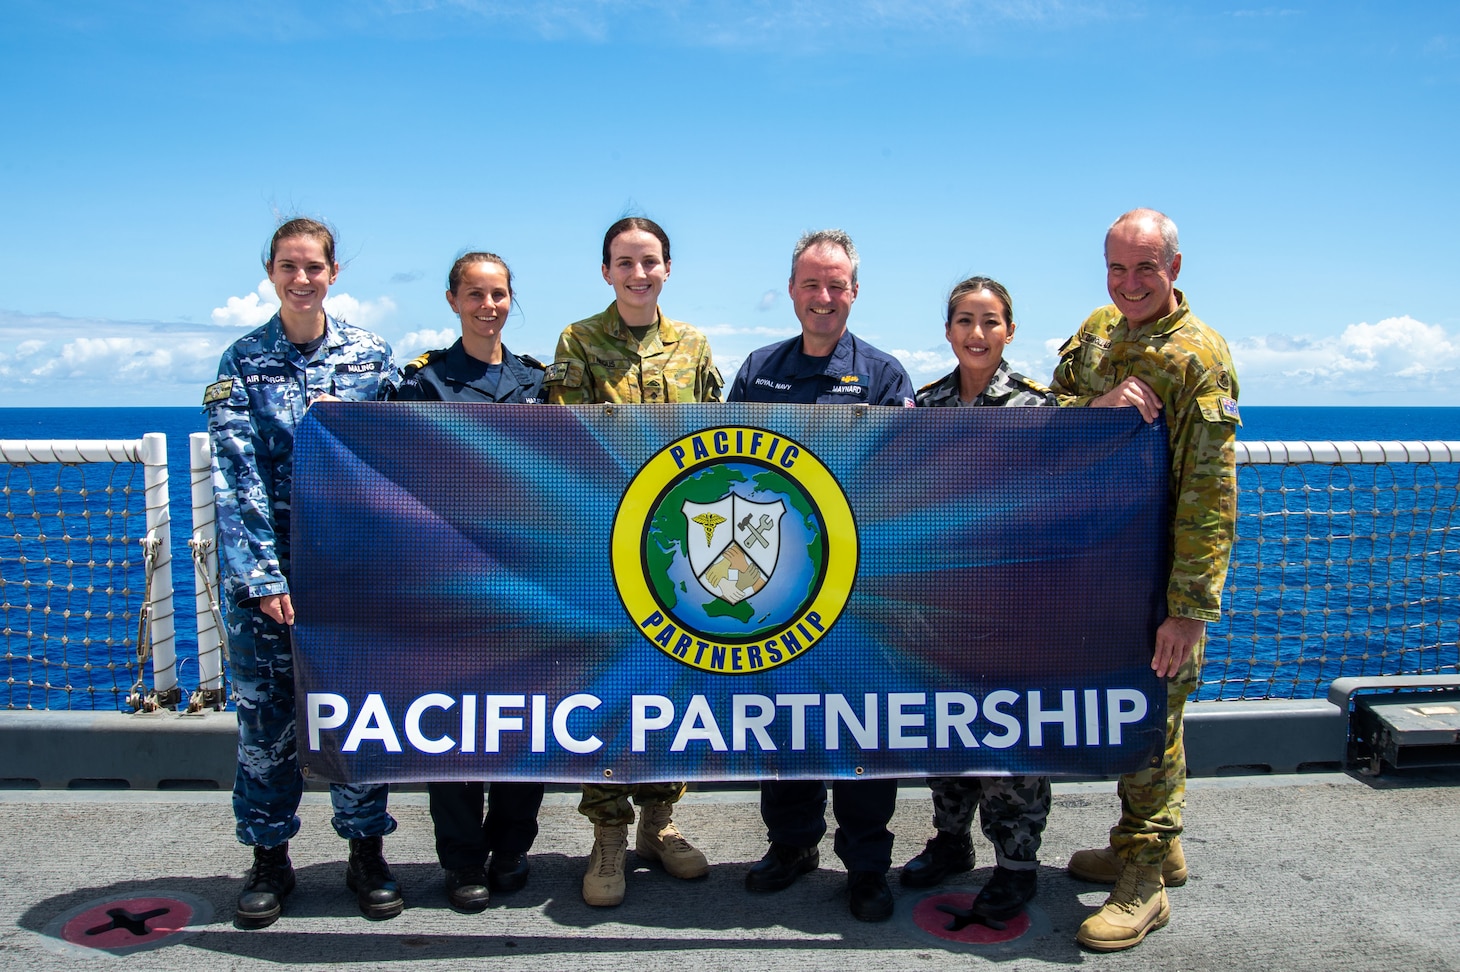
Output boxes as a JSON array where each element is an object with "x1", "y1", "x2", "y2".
[
  {"x1": 2, "y1": 433, "x2": 1458, "y2": 779},
  {"x1": 1209, "y1": 440, "x2": 1460, "y2": 701},
  {"x1": 1, "y1": 434, "x2": 179, "y2": 711}
]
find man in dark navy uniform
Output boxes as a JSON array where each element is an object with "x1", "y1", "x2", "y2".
[
  {"x1": 728, "y1": 230, "x2": 914, "y2": 408},
  {"x1": 730, "y1": 228, "x2": 914, "y2": 922}
]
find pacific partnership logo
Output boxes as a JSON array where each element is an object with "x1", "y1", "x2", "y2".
[{"x1": 611, "y1": 426, "x2": 857, "y2": 674}]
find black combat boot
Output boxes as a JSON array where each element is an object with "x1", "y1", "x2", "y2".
[
  {"x1": 899, "y1": 831, "x2": 975, "y2": 887},
  {"x1": 236, "y1": 842, "x2": 295, "y2": 929},
  {"x1": 345, "y1": 836, "x2": 404, "y2": 920},
  {"x1": 970, "y1": 866, "x2": 1038, "y2": 920}
]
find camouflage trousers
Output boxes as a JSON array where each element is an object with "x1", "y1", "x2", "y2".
[
  {"x1": 925, "y1": 775, "x2": 1051, "y2": 870},
  {"x1": 578, "y1": 782, "x2": 686, "y2": 826},
  {"x1": 229, "y1": 603, "x2": 395, "y2": 848},
  {"x1": 1108, "y1": 639, "x2": 1203, "y2": 867}
]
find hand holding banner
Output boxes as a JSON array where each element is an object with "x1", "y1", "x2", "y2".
[{"x1": 291, "y1": 402, "x2": 1169, "y2": 784}]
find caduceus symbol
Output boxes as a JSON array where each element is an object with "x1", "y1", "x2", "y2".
[{"x1": 691, "y1": 512, "x2": 726, "y2": 546}]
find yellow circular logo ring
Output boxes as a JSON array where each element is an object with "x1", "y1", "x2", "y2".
[{"x1": 611, "y1": 426, "x2": 857, "y2": 674}]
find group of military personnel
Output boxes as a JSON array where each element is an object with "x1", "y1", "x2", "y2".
[{"x1": 207, "y1": 208, "x2": 1240, "y2": 952}]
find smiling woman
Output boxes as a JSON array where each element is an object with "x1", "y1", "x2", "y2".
[
  {"x1": 543, "y1": 217, "x2": 723, "y2": 406},
  {"x1": 205, "y1": 217, "x2": 402, "y2": 930},
  {"x1": 381, "y1": 249, "x2": 547, "y2": 914},
  {"x1": 384, "y1": 252, "x2": 547, "y2": 405},
  {"x1": 900, "y1": 273, "x2": 1058, "y2": 924},
  {"x1": 541, "y1": 216, "x2": 723, "y2": 909}
]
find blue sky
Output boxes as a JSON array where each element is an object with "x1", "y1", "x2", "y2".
[{"x1": 1, "y1": 0, "x2": 1457, "y2": 407}]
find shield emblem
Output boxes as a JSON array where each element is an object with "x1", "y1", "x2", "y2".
[{"x1": 682, "y1": 496, "x2": 786, "y2": 604}]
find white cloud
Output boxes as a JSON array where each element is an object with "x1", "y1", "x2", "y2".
[
  {"x1": 396, "y1": 328, "x2": 458, "y2": 360},
  {"x1": 1003, "y1": 352, "x2": 1052, "y2": 382},
  {"x1": 211, "y1": 282, "x2": 398, "y2": 331},
  {"x1": 0, "y1": 309, "x2": 233, "y2": 405},
  {"x1": 31, "y1": 335, "x2": 223, "y2": 385},
  {"x1": 890, "y1": 348, "x2": 957, "y2": 379},
  {"x1": 756, "y1": 290, "x2": 779, "y2": 312},
  {"x1": 325, "y1": 292, "x2": 398, "y2": 329},
  {"x1": 1231, "y1": 316, "x2": 1459, "y2": 397},
  {"x1": 211, "y1": 279, "x2": 278, "y2": 328},
  {"x1": 3, "y1": 306, "x2": 1457, "y2": 407}
]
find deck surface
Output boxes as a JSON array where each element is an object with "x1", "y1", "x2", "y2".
[{"x1": 2, "y1": 772, "x2": 1457, "y2": 971}]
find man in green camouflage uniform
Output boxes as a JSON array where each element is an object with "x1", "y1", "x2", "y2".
[
  {"x1": 543, "y1": 302, "x2": 722, "y2": 404},
  {"x1": 545, "y1": 280, "x2": 723, "y2": 908},
  {"x1": 1050, "y1": 209, "x2": 1240, "y2": 952}
]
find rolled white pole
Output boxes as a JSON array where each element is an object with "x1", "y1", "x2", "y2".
[
  {"x1": 189, "y1": 432, "x2": 225, "y2": 698},
  {"x1": 140, "y1": 432, "x2": 177, "y2": 705}
]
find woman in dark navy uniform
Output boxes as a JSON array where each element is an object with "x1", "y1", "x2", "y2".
[
  {"x1": 387, "y1": 252, "x2": 545, "y2": 912},
  {"x1": 389, "y1": 251, "x2": 545, "y2": 404}
]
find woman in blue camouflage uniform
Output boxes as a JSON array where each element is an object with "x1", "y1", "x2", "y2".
[
  {"x1": 385, "y1": 252, "x2": 546, "y2": 913},
  {"x1": 898, "y1": 276, "x2": 1057, "y2": 925},
  {"x1": 206, "y1": 218, "x2": 401, "y2": 929}
]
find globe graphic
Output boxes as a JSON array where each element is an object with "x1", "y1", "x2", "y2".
[{"x1": 645, "y1": 461, "x2": 825, "y2": 641}]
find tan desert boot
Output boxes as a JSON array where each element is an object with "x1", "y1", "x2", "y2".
[
  {"x1": 1076, "y1": 861, "x2": 1170, "y2": 952},
  {"x1": 582, "y1": 823, "x2": 628, "y2": 907},
  {"x1": 635, "y1": 802, "x2": 709, "y2": 879},
  {"x1": 1068, "y1": 836, "x2": 1187, "y2": 886}
]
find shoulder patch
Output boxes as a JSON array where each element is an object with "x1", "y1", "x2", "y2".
[
  {"x1": 402, "y1": 348, "x2": 446, "y2": 377},
  {"x1": 543, "y1": 361, "x2": 570, "y2": 383},
  {"x1": 1198, "y1": 393, "x2": 1243, "y2": 426},
  {"x1": 203, "y1": 378, "x2": 234, "y2": 407}
]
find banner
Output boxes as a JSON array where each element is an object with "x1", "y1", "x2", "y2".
[{"x1": 291, "y1": 403, "x2": 1170, "y2": 784}]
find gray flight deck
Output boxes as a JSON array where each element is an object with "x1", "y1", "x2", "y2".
[{"x1": 2, "y1": 772, "x2": 1457, "y2": 971}]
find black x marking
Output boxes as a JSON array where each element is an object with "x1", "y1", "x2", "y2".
[{"x1": 85, "y1": 906, "x2": 171, "y2": 937}]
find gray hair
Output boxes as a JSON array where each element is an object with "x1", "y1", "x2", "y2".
[
  {"x1": 1106, "y1": 209, "x2": 1180, "y2": 266},
  {"x1": 791, "y1": 229, "x2": 860, "y2": 285}
]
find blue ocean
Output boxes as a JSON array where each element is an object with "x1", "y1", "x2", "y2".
[{"x1": 2, "y1": 406, "x2": 1457, "y2": 709}]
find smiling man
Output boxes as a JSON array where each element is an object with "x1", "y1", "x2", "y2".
[
  {"x1": 728, "y1": 228, "x2": 914, "y2": 923},
  {"x1": 1050, "y1": 209, "x2": 1241, "y2": 952},
  {"x1": 728, "y1": 229, "x2": 914, "y2": 407}
]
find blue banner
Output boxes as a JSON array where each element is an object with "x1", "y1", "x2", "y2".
[{"x1": 291, "y1": 403, "x2": 1170, "y2": 784}]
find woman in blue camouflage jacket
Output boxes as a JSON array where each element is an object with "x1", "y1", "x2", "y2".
[{"x1": 206, "y1": 218, "x2": 401, "y2": 929}]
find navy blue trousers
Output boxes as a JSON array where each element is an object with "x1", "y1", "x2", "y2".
[
  {"x1": 229, "y1": 604, "x2": 394, "y2": 848},
  {"x1": 427, "y1": 781, "x2": 545, "y2": 870},
  {"x1": 760, "y1": 778, "x2": 898, "y2": 873}
]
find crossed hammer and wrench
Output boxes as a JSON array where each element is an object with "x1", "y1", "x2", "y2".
[{"x1": 737, "y1": 513, "x2": 774, "y2": 548}]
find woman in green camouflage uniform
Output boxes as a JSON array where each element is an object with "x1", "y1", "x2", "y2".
[
  {"x1": 544, "y1": 217, "x2": 722, "y2": 907},
  {"x1": 544, "y1": 217, "x2": 721, "y2": 405}
]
